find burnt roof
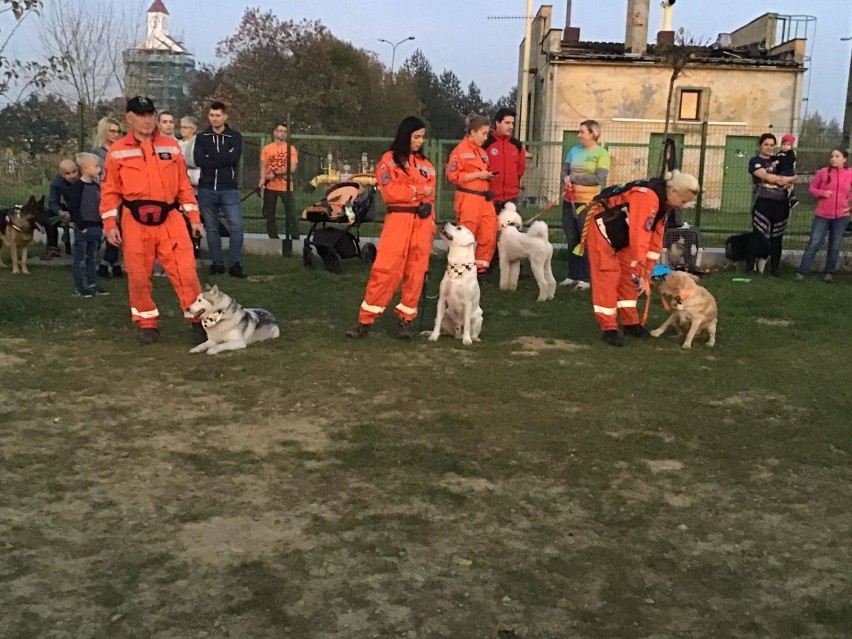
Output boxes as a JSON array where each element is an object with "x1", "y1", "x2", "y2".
[{"x1": 553, "y1": 41, "x2": 802, "y2": 68}]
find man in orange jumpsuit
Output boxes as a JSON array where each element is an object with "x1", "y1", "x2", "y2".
[
  {"x1": 347, "y1": 116, "x2": 436, "y2": 340},
  {"x1": 446, "y1": 114, "x2": 497, "y2": 281},
  {"x1": 100, "y1": 96, "x2": 205, "y2": 345},
  {"x1": 585, "y1": 171, "x2": 699, "y2": 346}
]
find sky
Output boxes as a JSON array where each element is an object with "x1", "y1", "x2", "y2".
[{"x1": 3, "y1": 0, "x2": 851, "y2": 121}]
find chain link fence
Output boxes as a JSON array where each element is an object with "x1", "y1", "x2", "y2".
[{"x1": 2, "y1": 123, "x2": 841, "y2": 251}]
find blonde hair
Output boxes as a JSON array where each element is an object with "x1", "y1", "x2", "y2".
[
  {"x1": 579, "y1": 119, "x2": 601, "y2": 141},
  {"x1": 96, "y1": 117, "x2": 121, "y2": 146},
  {"x1": 464, "y1": 113, "x2": 490, "y2": 135},
  {"x1": 75, "y1": 152, "x2": 99, "y2": 168},
  {"x1": 665, "y1": 169, "x2": 700, "y2": 195}
]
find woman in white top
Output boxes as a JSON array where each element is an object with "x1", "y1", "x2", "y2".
[{"x1": 179, "y1": 116, "x2": 201, "y2": 192}]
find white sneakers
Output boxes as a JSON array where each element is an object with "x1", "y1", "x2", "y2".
[{"x1": 558, "y1": 278, "x2": 590, "y2": 290}]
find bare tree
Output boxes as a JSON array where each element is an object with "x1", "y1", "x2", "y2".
[
  {"x1": 656, "y1": 29, "x2": 709, "y2": 171},
  {"x1": 35, "y1": 0, "x2": 144, "y2": 108},
  {"x1": 0, "y1": 0, "x2": 69, "y2": 101}
]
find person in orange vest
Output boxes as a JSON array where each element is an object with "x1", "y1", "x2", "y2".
[
  {"x1": 584, "y1": 170, "x2": 699, "y2": 346},
  {"x1": 100, "y1": 96, "x2": 205, "y2": 345},
  {"x1": 346, "y1": 115, "x2": 436, "y2": 340},
  {"x1": 446, "y1": 114, "x2": 497, "y2": 282}
]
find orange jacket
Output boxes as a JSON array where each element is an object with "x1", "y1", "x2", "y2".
[
  {"x1": 100, "y1": 130, "x2": 200, "y2": 232},
  {"x1": 375, "y1": 150, "x2": 436, "y2": 207},
  {"x1": 446, "y1": 137, "x2": 491, "y2": 192},
  {"x1": 604, "y1": 186, "x2": 668, "y2": 273}
]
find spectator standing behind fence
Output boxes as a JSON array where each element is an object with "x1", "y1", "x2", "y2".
[
  {"x1": 92, "y1": 117, "x2": 124, "y2": 279},
  {"x1": 560, "y1": 120, "x2": 610, "y2": 291},
  {"x1": 194, "y1": 101, "x2": 246, "y2": 278},
  {"x1": 259, "y1": 123, "x2": 299, "y2": 254},
  {"x1": 44, "y1": 160, "x2": 76, "y2": 260},
  {"x1": 68, "y1": 153, "x2": 108, "y2": 298},
  {"x1": 179, "y1": 116, "x2": 200, "y2": 191},
  {"x1": 483, "y1": 109, "x2": 526, "y2": 213},
  {"x1": 446, "y1": 114, "x2": 497, "y2": 282},
  {"x1": 158, "y1": 111, "x2": 176, "y2": 138},
  {"x1": 747, "y1": 133, "x2": 796, "y2": 277},
  {"x1": 795, "y1": 148, "x2": 852, "y2": 282}
]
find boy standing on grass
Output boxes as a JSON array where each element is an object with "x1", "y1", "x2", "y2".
[
  {"x1": 774, "y1": 134, "x2": 799, "y2": 209},
  {"x1": 69, "y1": 153, "x2": 109, "y2": 298}
]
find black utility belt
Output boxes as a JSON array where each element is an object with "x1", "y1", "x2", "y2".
[
  {"x1": 387, "y1": 203, "x2": 432, "y2": 219},
  {"x1": 122, "y1": 199, "x2": 179, "y2": 226},
  {"x1": 456, "y1": 186, "x2": 494, "y2": 201}
]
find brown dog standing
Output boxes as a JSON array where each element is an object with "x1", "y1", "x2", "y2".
[
  {"x1": 0, "y1": 196, "x2": 44, "y2": 275},
  {"x1": 650, "y1": 271, "x2": 717, "y2": 349}
]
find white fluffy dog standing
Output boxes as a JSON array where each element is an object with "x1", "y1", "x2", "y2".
[
  {"x1": 428, "y1": 223, "x2": 483, "y2": 346},
  {"x1": 496, "y1": 202, "x2": 556, "y2": 301}
]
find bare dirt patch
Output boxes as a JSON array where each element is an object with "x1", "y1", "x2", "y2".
[
  {"x1": 756, "y1": 317, "x2": 793, "y2": 327},
  {"x1": 513, "y1": 336, "x2": 590, "y2": 352}
]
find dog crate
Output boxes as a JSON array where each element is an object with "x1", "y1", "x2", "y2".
[{"x1": 662, "y1": 226, "x2": 703, "y2": 270}]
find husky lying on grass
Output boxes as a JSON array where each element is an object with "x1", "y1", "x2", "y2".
[{"x1": 187, "y1": 285, "x2": 280, "y2": 355}]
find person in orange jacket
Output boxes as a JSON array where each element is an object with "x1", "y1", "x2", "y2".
[
  {"x1": 446, "y1": 114, "x2": 497, "y2": 281},
  {"x1": 100, "y1": 96, "x2": 205, "y2": 345},
  {"x1": 346, "y1": 115, "x2": 436, "y2": 340},
  {"x1": 584, "y1": 170, "x2": 699, "y2": 346}
]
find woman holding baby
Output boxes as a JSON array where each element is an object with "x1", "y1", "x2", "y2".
[{"x1": 746, "y1": 133, "x2": 797, "y2": 277}]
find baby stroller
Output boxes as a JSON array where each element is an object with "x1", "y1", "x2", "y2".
[{"x1": 301, "y1": 180, "x2": 376, "y2": 272}]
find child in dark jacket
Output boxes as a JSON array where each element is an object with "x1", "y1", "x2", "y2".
[
  {"x1": 69, "y1": 153, "x2": 109, "y2": 297},
  {"x1": 773, "y1": 133, "x2": 798, "y2": 209}
]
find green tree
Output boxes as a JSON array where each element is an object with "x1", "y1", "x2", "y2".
[
  {"x1": 205, "y1": 8, "x2": 419, "y2": 135},
  {"x1": 0, "y1": 93, "x2": 74, "y2": 155}
]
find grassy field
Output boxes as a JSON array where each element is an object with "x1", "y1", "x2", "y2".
[{"x1": 1, "y1": 253, "x2": 851, "y2": 639}]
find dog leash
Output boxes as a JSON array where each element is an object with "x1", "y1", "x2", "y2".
[{"x1": 522, "y1": 198, "x2": 560, "y2": 226}]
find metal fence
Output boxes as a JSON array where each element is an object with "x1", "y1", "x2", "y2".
[{"x1": 2, "y1": 124, "x2": 841, "y2": 251}]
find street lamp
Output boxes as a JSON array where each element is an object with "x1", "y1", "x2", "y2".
[
  {"x1": 378, "y1": 36, "x2": 415, "y2": 78},
  {"x1": 842, "y1": 37, "x2": 852, "y2": 149}
]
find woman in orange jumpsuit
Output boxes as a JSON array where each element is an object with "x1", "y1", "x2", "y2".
[
  {"x1": 347, "y1": 116, "x2": 436, "y2": 340},
  {"x1": 584, "y1": 170, "x2": 699, "y2": 346},
  {"x1": 446, "y1": 114, "x2": 497, "y2": 279}
]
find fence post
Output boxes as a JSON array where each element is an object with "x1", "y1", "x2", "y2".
[
  {"x1": 77, "y1": 101, "x2": 85, "y2": 152},
  {"x1": 695, "y1": 120, "x2": 708, "y2": 227},
  {"x1": 431, "y1": 139, "x2": 444, "y2": 218}
]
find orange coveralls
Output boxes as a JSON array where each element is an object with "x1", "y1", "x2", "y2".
[
  {"x1": 100, "y1": 131, "x2": 202, "y2": 329},
  {"x1": 446, "y1": 137, "x2": 496, "y2": 273},
  {"x1": 357, "y1": 150, "x2": 437, "y2": 325},
  {"x1": 587, "y1": 186, "x2": 668, "y2": 331}
]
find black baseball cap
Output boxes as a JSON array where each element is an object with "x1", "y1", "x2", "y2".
[{"x1": 126, "y1": 96, "x2": 156, "y2": 114}]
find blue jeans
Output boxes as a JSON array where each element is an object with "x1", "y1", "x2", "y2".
[
  {"x1": 561, "y1": 200, "x2": 590, "y2": 282},
  {"x1": 796, "y1": 216, "x2": 850, "y2": 275},
  {"x1": 72, "y1": 226, "x2": 103, "y2": 293},
  {"x1": 197, "y1": 188, "x2": 244, "y2": 266}
]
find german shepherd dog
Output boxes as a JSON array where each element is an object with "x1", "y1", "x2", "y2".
[{"x1": 0, "y1": 196, "x2": 45, "y2": 275}]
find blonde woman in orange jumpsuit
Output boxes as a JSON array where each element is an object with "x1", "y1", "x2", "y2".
[{"x1": 446, "y1": 114, "x2": 497, "y2": 281}]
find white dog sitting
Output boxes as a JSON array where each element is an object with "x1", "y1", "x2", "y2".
[
  {"x1": 496, "y1": 202, "x2": 556, "y2": 302},
  {"x1": 428, "y1": 223, "x2": 483, "y2": 346}
]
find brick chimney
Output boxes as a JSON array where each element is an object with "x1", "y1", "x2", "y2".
[{"x1": 625, "y1": 0, "x2": 650, "y2": 55}]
